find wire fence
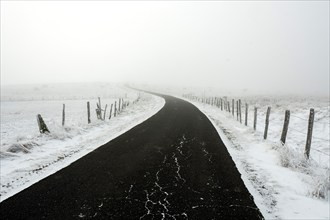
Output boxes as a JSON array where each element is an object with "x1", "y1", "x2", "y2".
[{"x1": 183, "y1": 94, "x2": 330, "y2": 162}]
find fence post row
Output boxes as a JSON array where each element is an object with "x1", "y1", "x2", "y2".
[
  {"x1": 188, "y1": 94, "x2": 320, "y2": 160},
  {"x1": 264, "y1": 107, "x2": 271, "y2": 140},
  {"x1": 280, "y1": 110, "x2": 290, "y2": 144},
  {"x1": 305, "y1": 108, "x2": 315, "y2": 159}
]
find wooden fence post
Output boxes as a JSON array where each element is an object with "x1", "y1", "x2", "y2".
[
  {"x1": 245, "y1": 103, "x2": 248, "y2": 126},
  {"x1": 305, "y1": 108, "x2": 314, "y2": 159},
  {"x1": 237, "y1": 100, "x2": 239, "y2": 121},
  {"x1": 103, "y1": 104, "x2": 108, "y2": 120},
  {"x1": 96, "y1": 103, "x2": 101, "y2": 120},
  {"x1": 37, "y1": 114, "x2": 50, "y2": 133},
  {"x1": 62, "y1": 104, "x2": 65, "y2": 126},
  {"x1": 239, "y1": 99, "x2": 242, "y2": 123},
  {"x1": 264, "y1": 107, "x2": 271, "y2": 139},
  {"x1": 96, "y1": 97, "x2": 102, "y2": 120},
  {"x1": 280, "y1": 110, "x2": 290, "y2": 144},
  {"x1": 109, "y1": 104, "x2": 113, "y2": 119},
  {"x1": 114, "y1": 101, "x2": 117, "y2": 117},
  {"x1": 253, "y1": 107, "x2": 257, "y2": 130},
  {"x1": 232, "y1": 99, "x2": 234, "y2": 117},
  {"x1": 87, "y1": 102, "x2": 91, "y2": 124},
  {"x1": 119, "y1": 98, "x2": 121, "y2": 112}
]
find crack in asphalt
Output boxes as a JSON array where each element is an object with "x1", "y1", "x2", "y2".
[
  {"x1": 139, "y1": 136, "x2": 191, "y2": 219},
  {"x1": 202, "y1": 148, "x2": 213, "y2": 163}
]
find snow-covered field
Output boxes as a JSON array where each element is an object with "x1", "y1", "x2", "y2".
[
  {"x1": 1, "y1": 82, "x2": 329, "y2": 219},
  {"x1": 181, "y1": 94, "x2": 329, "y2": 220},
  {"x1": 0, "y1": 83, "x2": 165, "y2": 202}
]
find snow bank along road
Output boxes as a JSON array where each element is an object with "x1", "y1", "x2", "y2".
[{"x1": 0, "y1": 94, "x2": 263, "y2": 219}]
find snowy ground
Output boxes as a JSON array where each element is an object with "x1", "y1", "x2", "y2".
[
  {"x1": 2, "y1": 82, "x2": 329, "y2": 219},
  {"x1": 0, "y1": 84, "x2": 165, "y2": 202},
  {"x1": 181, "y1": 95, "x2": 329, "y2": 220}
]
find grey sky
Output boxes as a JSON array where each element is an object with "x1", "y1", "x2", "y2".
[{"x1": 1, "y1": 1, "x2": 329, "y2": 95}]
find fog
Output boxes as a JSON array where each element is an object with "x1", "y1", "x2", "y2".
[{"x1": 1, "y1": 1, "x2": 329, "y2": 95}]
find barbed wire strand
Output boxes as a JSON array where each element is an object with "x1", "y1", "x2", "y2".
[
  {"x1": 311, "y1": 136, "x2": 330, "y2": 142},
  {"x1": 314, "y1": 120, "x2": 330, "y2": 126},
  {"x1": 278, "y1": 126, "x2": 330, "y2": 142},
  {"x1": 310, "y1": 148, "x2": 330, "y2": 156},
  {"x1": 290, "y1": 114, "x2": 330, "y2": 126},
  {"x1": 289, "y1": 127, "x2": 308, "y2": 135},
  {"x1": 291, "y1": 114, "x2": 309, "y2": 121}
]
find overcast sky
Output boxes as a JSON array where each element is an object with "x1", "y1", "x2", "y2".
[{"x1": 1, "y1": 1, "x2": 329, "y2": 95}]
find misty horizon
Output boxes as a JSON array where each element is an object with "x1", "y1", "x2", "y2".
[{"x1": 1, "y1": 1, "x2": 329, "y2": 96}]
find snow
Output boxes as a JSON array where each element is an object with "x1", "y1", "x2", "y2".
[
  {"x1": 2, "y1": 82, "x2": 329, "y2": 219},
  {"x1": 180, "y1": 95, "x2": 329, "y2": 219},
  {"x1": 0, "y1": 84, "x2": 165, "y2": 202}
]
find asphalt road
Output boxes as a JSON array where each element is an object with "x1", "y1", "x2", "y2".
[{"x1": 0, "y1": 94, "x2": 263, "y2": 219}]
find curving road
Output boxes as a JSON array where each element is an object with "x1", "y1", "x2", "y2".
[{"x1": 0, "y1": 94, "x2": 263, "y2": 219}]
